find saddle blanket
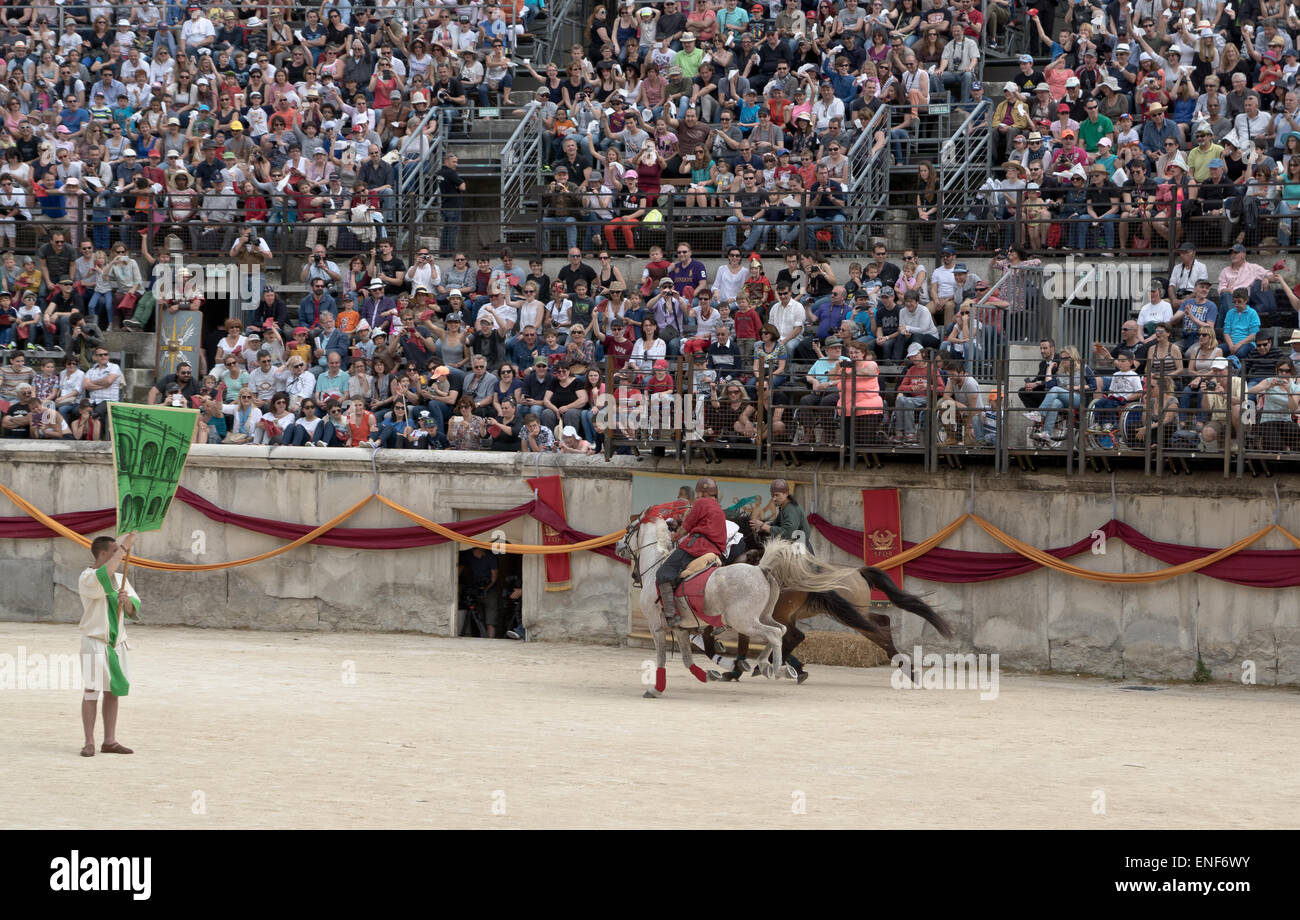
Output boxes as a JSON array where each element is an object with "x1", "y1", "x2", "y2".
[{"x1": 658, "y1": 561, "x2": 724, "y2": 629}]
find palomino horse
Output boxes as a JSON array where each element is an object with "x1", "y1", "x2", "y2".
[
  {"x1": 701, "y1": 518, "x2": 952, "y2": 681},
  {"x1": 758, "y1": 537, "x2": 953, "y2": 670},
  {"x1": 614, "y1": 513, "x2": 786, "y2": 698}
]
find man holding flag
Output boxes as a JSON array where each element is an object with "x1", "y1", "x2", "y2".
[{"x1": 78, "y1": 531, "x2": 139, "y2": 757}]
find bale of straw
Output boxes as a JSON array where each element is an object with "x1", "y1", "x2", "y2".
[{"x1": 793, "y1": 630, "x2": 891, "y2": 668}]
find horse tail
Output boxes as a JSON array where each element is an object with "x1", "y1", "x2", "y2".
[
  {"x1": 808, "y1": 589, "x2": 890, "y2": 642},
  {"x1": 860, "y1": 566, "x2": 953, "y2": 639}
]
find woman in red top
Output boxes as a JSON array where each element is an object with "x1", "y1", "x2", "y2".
[
  {"x1": 290, "y1": 178, "x2": 325, "y2": 221},
  {"x1": 633, "y1": 145, "x2": 666, "y2": 202},
  {"x1": 240, "y1": 180, "x2": 268, "y2": 223},
  {"x1": 346, "y1": 398, "x2": 378, "y2": 446}
]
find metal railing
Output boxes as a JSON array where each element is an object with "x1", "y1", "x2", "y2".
[
  {"x1": 396, "y1": 104, "x2": 449, "y2": 261},
  {"x1": 878, "y1": 102, "x2": 991, "y2": 170},
  {"x1": 845, "y1": 105, "x2": 891, "y2": 249},
  {"x1": 973, "y1": 261, "x2": 1046, "y2": 346},
  {"x1": 938, "y1": 99, "x2": 993, "y2": 222},
  {"x1": 500, "y1": 104, "x2": 547, "y2": 242},
  {"x1": 591, "y1": 346, "x2": 1300, "y2": 476},
  {"x1": 532, "y1": 0, "x2": 586, "y2": 70}
]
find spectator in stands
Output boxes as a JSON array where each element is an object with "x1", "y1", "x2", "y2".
[
  {"x1": 1217, "y1": 244, "x2": 1281, "y2": 326},
  {"x1": 899, "y1": 289, "x2": 942, "y2": 351},
  {"x1": 894, "y1": 344, "x2": 940, "y2": 443},
  {"x1": 1221, "y1": 288, "x2": 1261, "y2": 362},
  {"x1": 1248, "y1": 361, "x2": 1300, "y2": 450},
  {"x1": 941, "y1": 301, "x2": 983, "y2": 372},
  {"x1": 146, "y1": 361, "x2": 197, "y2": 406},
  {"x1": 937, "y1": 355, "x2": 985, "y2": 445},
  {"x1": 1173, "y1": 279, "x2": 1219, "y2": 352},
  {"x1": 1199, "y1": 357, "x2": 1244, "y2": 451},
  {"x1": 82, "y1": 345, "x2": 122, "y2": 431},
  {"x1": 541, "y1": 165, "x2": 583, "y2": 252},
  {"x1": 1032, "y1": 347, "x2": 1096, "y2": 446},
  {"x1": 520, "y1": 412, "x2": 557, "y2": 452},
  {"x1": 1018, "y1": 338, "x2": 1056, "y2": 410},
  {"x1": 1168, "y1": 244, "x2": 1208, "y2": 305}
]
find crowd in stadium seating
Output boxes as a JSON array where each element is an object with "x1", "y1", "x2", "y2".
[
  {"x1": 974, "y1": 3, "x2": 1300, "y2": 253},
  {"x1": 0, "y1": 1, "x2": 1298, "y2": 456}
]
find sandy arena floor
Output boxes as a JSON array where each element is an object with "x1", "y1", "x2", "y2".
[{"x1": 2, "y1": 623, "x2": 1297, "y2": 829}]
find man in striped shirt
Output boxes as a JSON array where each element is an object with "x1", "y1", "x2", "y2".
[{"x1": 82, "y1": 345, "x2": 122, "y2": 430}]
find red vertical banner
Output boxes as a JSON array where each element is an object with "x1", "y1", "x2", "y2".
[
  {"x1": 527, "y1": 475, "x2": 572, "y2": 591},
  {"x1": 861, "y1": 488, "x2": 903, "y2": 601}
]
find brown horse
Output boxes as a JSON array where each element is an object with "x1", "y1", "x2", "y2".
[{"x1": 703, "y1": 521, "x2": 952, "y2": 682}]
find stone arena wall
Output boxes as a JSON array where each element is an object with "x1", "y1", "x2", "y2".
[{"x1": 1, "y1": 443, "x2": 1297, "y2": 685}]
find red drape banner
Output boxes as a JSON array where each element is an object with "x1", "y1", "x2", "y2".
[
  {"x1": 527, "y1": 475, "x2": 573, "y2": 590},
  {"x1": 0, "y1": 485, "x2": 629, "y2": 564},
  {"x1": 810, "y1": 514, "x2": 1300, "y2": 588},
  {"x1": 861, "y1": 488, "x2": 903, "y2": 600}
]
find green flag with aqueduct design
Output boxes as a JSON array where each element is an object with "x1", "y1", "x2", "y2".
[{"x1": 107, "y1": 404, "x2": 200, "y2": 533}]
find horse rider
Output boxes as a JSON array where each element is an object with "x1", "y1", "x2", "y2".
[
  {"x1": 757, "y1": 479, "x2": 813, "y2": 550},
  {"x1": 657, "y1": 477, "x2": 728, "y2": 627}
]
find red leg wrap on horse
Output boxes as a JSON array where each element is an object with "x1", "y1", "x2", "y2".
[
  {"x1": 655, "y1": 668, "x2": 666, "y2": 693},
  {"x1": 690, "y1": 664, "x2": 708, "y2": 683}
]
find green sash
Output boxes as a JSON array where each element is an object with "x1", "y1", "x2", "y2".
[{"x1": 94, "y1": 565, "x2": 137, "y2": 697}]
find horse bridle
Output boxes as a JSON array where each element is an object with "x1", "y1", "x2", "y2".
[{"x1": 625, "y1": 512, "x2": 673, "y2": 588}]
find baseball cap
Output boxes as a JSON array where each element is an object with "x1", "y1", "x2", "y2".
[
  {"x1": 432, "y1": 365, "x2": 451, "y2": 378},
  {"x1": 562, "y1": 425, "x2": 579, "y2": 437},
  {"x1": 907, "y1": 342, "x2": 924, "y2": 357},
  {"x1": 653, "y1": 359, "x2": 669, "y2": 370}
]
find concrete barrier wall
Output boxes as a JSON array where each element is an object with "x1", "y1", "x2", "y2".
[{"x1": 1, "y1": 442, "x2": 1297, "y2": 685}]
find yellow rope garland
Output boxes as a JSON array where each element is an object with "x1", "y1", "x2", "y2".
[
  {"x1": 0, "y1": 481, "x2": 624, "y2": 571},
  {"x1": 375, "y1": 495, "x2": 628, "y2": 553},
  {"x1": 969, "y1": 515, "x2": 1280, "y2": 584}
]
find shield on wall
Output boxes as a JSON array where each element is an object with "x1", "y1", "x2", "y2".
[{"x1": 156, "y1": 310, "x2": 203, "y2": 378}]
